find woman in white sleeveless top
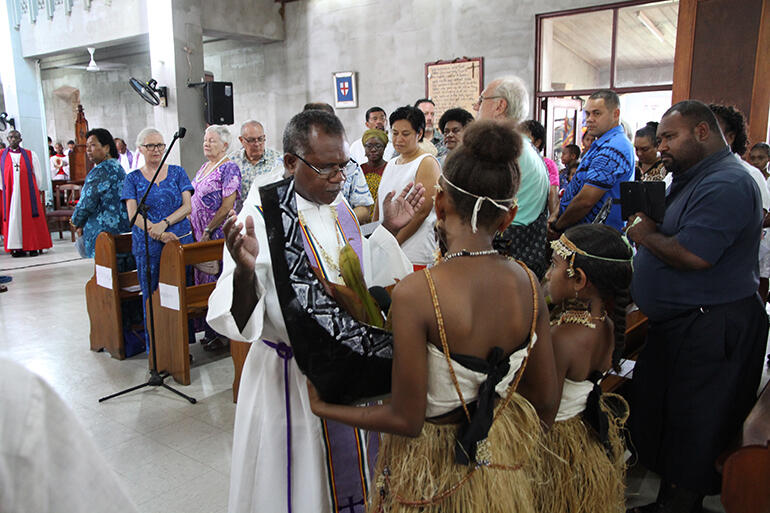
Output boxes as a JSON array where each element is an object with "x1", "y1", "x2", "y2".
[
  {"x1": 374, "y1": 106, "x2": 441, "y2": 268},
  {"x1": 307, "y1": 121, "x2": 560, "y2": 512}
]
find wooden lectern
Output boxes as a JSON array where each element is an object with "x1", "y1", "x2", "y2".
[{"x1": 67, "y1": 105, "x2": 92, "y2": 183}]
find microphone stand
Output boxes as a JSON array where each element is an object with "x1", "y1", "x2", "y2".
[{"x1": 100, "y1": 129, "x2": 196, "y2": 404}]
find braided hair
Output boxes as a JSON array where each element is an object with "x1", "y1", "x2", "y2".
[{"x1": 563, "y1": 224, "x2": 633, "y2": 370}]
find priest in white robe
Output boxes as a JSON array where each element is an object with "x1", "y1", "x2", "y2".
[{"x1": 207, "y1": 110, "x2": 423, "y2": 513}]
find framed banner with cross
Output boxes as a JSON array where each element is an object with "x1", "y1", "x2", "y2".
[
  {"x1": 333, "y1": 71, "x2": 358, "y2": 109},
  {"x1": 425, "y1": 57, "x2": 484, "y2": 124}
]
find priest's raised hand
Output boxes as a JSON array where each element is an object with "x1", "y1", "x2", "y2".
[
  {"x1": 223, "y1": 209, "x2": 261, "y2": 331},
  {"x1": 224, "y1": 209, "x2": 259, "y2": 273},
  {"x1": 381, "y1": 181, "x2": 426, "y2": 234}
]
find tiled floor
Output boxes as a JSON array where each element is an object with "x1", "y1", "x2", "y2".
[
  {"x1": 1, "y1": 238, "x2": 767, "y2": 513},
  {"x1": 0, "y1": 239, "x2": 235, "y2": 513}
]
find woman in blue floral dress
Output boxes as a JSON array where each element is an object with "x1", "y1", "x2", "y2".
[
  {"x1": 122, "y1": 127, "x2": 194, "y2": 351},
  {"x1": 70, "y1": 128, "x2": 130, "y2": 257}
]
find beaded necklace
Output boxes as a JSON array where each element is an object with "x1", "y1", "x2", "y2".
[
  {"x1": 550, "y1": 309, "x2": 607, "y2": 329},
  {"x1": 442, "y1": 248, "x2": 498, "y2": 262}
]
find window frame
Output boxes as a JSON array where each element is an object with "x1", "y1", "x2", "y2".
[{"x1": 534, "y1": 0, "x2": 676, "y2": 116}]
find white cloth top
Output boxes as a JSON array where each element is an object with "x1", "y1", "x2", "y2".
[
  {"x1": 376, "y1": 153, "x2": 438, "y2": 265},
  {"x1": 0, "y1": 358, "x2": 139, "y2": 513},
  {"x1": 554, "y1": 378, "x2": 594, "y2": 422},
  {"x1": 740, "y1": 158, "x2": 770, "y2": 211},
  {"x1": 424, "y1": 337, "x2": 535, "y2": 418},
  {"x1": 349, "y1": 136, "x2": 396, "y2": 165},
  {"x1": 206, "y1": 188, "x2": 412, "y2": 513}
]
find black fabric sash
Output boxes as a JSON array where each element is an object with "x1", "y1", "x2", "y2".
[
  {"x1": 452, "y1": 346, "x2": 511, "y2": 465},
  {"x1": 582, "y1": 370, "x2": 612, "y2": 457},
  {"x1": 259, "y1": 177, "x2": 393, "y2": 404}
]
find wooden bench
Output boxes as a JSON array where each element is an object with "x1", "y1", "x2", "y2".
[
  {"x1": 85, "y1": 232, "x2": 141, "y2": 359},
  {"x1": 601, "y1": 309, "x2": 648, "y2": 393},
  {"x1": 721, "y1": 381, "x2": 770, "y2": 513},
  {"x1": 151, "y1": 239, "x2": 224, "y2": 385}
]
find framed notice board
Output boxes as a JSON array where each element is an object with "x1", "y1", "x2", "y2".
[{"x1": 425, "y1": 57, "x2": 484, "y2": 122}]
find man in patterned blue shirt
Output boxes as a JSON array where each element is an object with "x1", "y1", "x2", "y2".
[{"x1": 550, "y1": 90, "x2": 634, "y2": 234}]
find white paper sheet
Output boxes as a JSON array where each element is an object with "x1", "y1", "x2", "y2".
[
  {"x1": 360, "y1": 221, "x2": 381, "y2": 237},
  {"x1": 159, "y1": 283, "x2": 180, "y2": 311},
  {"x1": 608, "y1": 358, "x2": 635, "y2": 379},
  {"x1": 95, "y1": 265, "x2": 113, "y2": 289}
]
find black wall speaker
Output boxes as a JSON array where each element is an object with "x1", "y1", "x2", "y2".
[{"x1": 203, "y1": 81, "x2": 234, "y2": 125}]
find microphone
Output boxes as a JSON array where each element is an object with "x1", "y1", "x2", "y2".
[
  {"x1": 368, "y1": 286, "x2": 392, "y2": 315},
  {"x1": 176, "y1": 127, "x2": 187, "y2": 139}
]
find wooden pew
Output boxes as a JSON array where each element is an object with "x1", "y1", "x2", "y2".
[
  {"x1": 85, "y1": 232, "x2": 141, "y2": 359},
  {"x1": 151, "y1": 239, "x2": 224, "y2": 385},
  {"x1": 721, "y1": 382, "x2": 770, "y2": 513},
  {"x1": 601, "y1": 309, "x2": 648, "y2": 393}
]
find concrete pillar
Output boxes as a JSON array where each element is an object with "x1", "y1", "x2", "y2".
[
  {"x1": 147, "y1": 0, "x2": 206, "y2": 177},
  {"x1": 1, "y1": 0, "x2": 51, "y2": 197}
]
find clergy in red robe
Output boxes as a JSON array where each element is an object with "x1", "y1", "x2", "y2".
[{"x1": 0, "y1": 130, "x2": 52, "y2": 256}]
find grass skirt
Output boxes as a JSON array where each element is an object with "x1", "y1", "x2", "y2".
[
  {"x1": 367, "y1": 393, "x2": 542, "y2": 513},
  {"x1": 533, "y1": 393, "x2": 629, "y2": 513}
]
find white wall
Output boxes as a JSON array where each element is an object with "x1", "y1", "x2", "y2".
[
  {"x1": 41, "y1": 53, "x2": 154, "y2": 147},
  {"x1": 202, "y1": 0, "x2": 614, "y2": 148},
  {"x1": 37, "y1": 0, "x2": 620, "y2": 152}
]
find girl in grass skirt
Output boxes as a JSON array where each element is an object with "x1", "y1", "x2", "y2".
[
  {"x1": 536, "y1": 224, "x2": 634, "y2": 513},
  {"x1": 307, "y1": 121, "x2": 560, "y2": 512}
]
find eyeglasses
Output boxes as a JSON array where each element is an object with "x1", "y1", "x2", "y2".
[
  {"x1": 141, "y1": 143, "x2": 166, "y2": 152},
  {"x1": 473, "y1": 95, "x2": 503, "y2": 108},
  {"x1": 363, "y1": 142, "x2": 385, "y2": 151},
  {"x1": 291, "y1": 153, "x2": 357, "y2": 179},
  {"x1": 241, "y1": 136, "x2": 266, "y2": 145}
]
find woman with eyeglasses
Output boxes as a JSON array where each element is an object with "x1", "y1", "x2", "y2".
[
  {"x1": 122, "y1": 127, "x2": 194, "y2": 352},
  {"x1": 360, "y1": 128, "x2": 389, "y2": 204},
  {"x1": 374, "y1": 105, "x2": 441, "y2": 270},
  {"x1": 437, "y1": 107, "x2": 475, "y2": 166},
  {"x1": 190, "y1": 125, "x2": 242, "y2": 349}
]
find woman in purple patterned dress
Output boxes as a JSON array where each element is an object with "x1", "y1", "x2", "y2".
[{"x1": 191, "y1": 125, "x2": 241, "y2": 348}]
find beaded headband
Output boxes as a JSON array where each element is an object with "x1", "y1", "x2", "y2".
[
  {"x1": 550, "y1": 233, "x2": 634, "y2": 277},
  {"x1": 438, "y1": 173, "x2": 517, "y2": 233}
]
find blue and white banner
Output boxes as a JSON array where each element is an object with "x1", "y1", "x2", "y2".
[{"x1": 333, "y1": 72, "x2": 357, "y2": 109}]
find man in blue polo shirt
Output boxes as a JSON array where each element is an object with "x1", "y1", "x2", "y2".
[
  {"x1": 550, "y1": 89, "x2": 634, "y2": 235},
  {"x1": 627, "y1": 100, "x2": 768, "y2": 512}
]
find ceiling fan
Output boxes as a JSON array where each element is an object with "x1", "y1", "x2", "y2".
[{"x1": 63, "y1": 47, "x2": 127, "y2": 72}]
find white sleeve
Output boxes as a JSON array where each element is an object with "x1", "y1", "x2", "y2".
[
  {"x1": 349, "y1": 138, "x2": 366, "y2": 165},
  {"x1": 206, "y1": 204, "x2": 273, "y2": 343},
  {"x1": 0, "y1": 359, "x2": 140, "y2": 513},
  {"x1": 31, "y1": 151, "x2": 46, "y2": 190},
  {"x1": 364, "y1": 225, "x2": 413, "y2": 287}
]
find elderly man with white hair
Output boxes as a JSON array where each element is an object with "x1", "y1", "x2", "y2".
[
  {"x1": 474, "y1": 75, "x2": 550, "y2": 278},
  {"x1": 229, "y1": 120, "x2": 281, "y2": 209}
]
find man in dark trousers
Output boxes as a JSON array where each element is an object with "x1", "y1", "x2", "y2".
[{"x1": 627, "y1": 100, "x2": 768, "y2": 512}]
